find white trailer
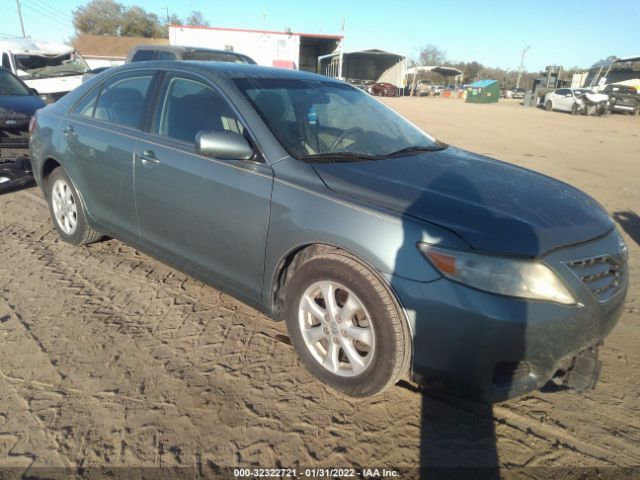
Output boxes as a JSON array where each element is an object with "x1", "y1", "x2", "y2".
[{"x1": 169, "y1": 25, "x2": 342, "y2": 73}]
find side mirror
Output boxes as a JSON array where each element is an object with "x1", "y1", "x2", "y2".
[{"x1": 195, "y1": 131, "x2": 254, "y2": 160}]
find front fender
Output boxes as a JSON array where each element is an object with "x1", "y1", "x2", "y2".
[{"x1": 262, "y1": 159, "x2": 470, "y2": 308}]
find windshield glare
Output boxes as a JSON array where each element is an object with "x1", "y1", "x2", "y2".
[
  {"x1": 0, "y1": 69, "x2": 31, "y2": 95},
  {"x1": 14, "y1": 51, "x2": 89, "y2": 79},
  {"x1": 234, "y1": 77, "x2": 437, "y2": 159}
]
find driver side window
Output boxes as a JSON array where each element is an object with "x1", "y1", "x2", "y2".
[{"x1": 154, "y1": 76, "x2": 243, "y2": 144}]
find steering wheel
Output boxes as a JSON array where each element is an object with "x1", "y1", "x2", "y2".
[{"x1": 329, "y1": 127, "x2": 363, "y2": 152}]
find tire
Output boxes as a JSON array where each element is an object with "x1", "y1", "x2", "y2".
[
  {"x1": 545, "y1": 100, "x2": 553, "y2": 112},
  {"x1": 46, "y1": 166, "x2": 102, "y2": 246},
  {"x1": 634, "y1": 107, "x2": 639, "y2": 116},
  {"x1": 284, "y1": 251, "x2": 410, "y2": 397},
  {"x1": 571, "y1": 103, "x2": 579, "y2": 115}
]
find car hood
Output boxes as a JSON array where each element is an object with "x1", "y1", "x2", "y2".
[
  {"x1": 312, "y1": 147, "x2": 613, "y2": 257},
  {"x1": 0, "y1": 95, "x2": 46, "y2": 121}
]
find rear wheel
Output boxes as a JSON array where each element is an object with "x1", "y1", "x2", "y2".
[
  {"x1": 545, "y1": 100, "x2": 553, "y2": 111},
  {"x1": 284, "y1": 251, "x2": 410, "y2": 397},
  {"x1": 46, "y1": 167, "x2": 102, "y2": 245}
]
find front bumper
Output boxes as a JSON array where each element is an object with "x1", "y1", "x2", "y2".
[
  {"x1": 390, "y1": 229, "x2": 628, "y2": 402},
  {"x1": 611, "y1": 103, "x2": 636, "y2": 112}
]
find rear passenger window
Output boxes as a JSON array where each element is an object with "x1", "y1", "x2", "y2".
[
  {"x1": 131, "y1": 50, "x2": 155, "y2": 62},
  {"x1": 154, "y1": 76, "x2": 244, "y2": 144},
  {"x1": 94, "y1": 74, "x2": 152, "y2": 129},
  {"x1": 156, "y1": 51, "x2": 177, "y2": 61},
  {"x1": 73, "y1": 87, "x2": 100, "y2": 117}
]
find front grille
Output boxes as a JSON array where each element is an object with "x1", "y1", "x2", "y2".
[
  {"x1": 0, "y1": 129, "x2": 28, "y2": 148},
  {"x1": 567, "y1": 255, "x2": 625, "y2": 302}
]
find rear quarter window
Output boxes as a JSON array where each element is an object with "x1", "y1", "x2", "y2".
[
  {"x1": 156, "y1": 51, "x2": 177, "y2": 61},
  {"x1": 131, "y1": 50, "x2": 155, "y2": 62}
]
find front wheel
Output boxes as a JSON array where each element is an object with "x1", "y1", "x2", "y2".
[
  {"x1": 284, "y1": 251, "x2": 410, "y2": 397},
  {"x1": 571, "y1": 103, "x2": 579, "y2": 115},
  {"x1": 545, "y1": 100, "x2": 553, "y2": 111},
  {"x1": 46, "y1": 167, "x2": 102, "y2": 245}
]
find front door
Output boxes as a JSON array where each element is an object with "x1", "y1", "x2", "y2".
[{"x1": 134, "y1": 73, "x2": 273, "y2": 301}]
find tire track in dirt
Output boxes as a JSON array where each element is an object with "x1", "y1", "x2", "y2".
[{"x1": 1, "y1": 188, "x2": 638, "y2": 470}]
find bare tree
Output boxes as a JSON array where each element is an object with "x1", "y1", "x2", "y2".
[
  {"x1": 73, "y1": 0, "x2": 169, "y2": 38},
  {"x1": 73, "y1": 0, "x2": 123, "y2": 36},
  {"x1": 121, "y1": 6, "x2": 164, "y2": 38},
  {"x1": 186, "y1": 11, "x2": 209, "y2": 27},
  {"x1": 417, "y1": 44, "x2": 446, "y2": 66}
]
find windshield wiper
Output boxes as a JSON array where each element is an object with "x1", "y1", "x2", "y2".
[
  {"x1": 384, "y1": 144, "x2": 448, "y2": 157},
  {"x1": 300, "y1": 152, "x2": 378, "y2": 163}
]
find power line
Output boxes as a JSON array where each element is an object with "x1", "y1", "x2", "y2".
[
  {"x1": 17, "y1": 1, "x2": 72, "y2": 30},
  {"x1": 25, "y1": 0, "x2": 72, "y2": 21},
  {"x1": 28, "y1": 0, "x2": 71, "y2": 18},
  {"x1": 22, "y1": 0, "x2": 72, "y2": 24}
]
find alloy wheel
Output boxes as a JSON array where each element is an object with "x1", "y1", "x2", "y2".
[
  {"x1": 51, "y1": 179, "x2": 78, "y2": 235},
  {"x1": 298, "y1": 280, "x2": 375, "y2": 377}
]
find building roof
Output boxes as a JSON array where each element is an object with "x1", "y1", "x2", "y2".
[
  {"x1": 73, "y1": 34, "x2": 168, "y2": 59},
  {"x1": 406, "y1": 65, "x2": 463, "y2": 77},
  {"x1": 470, "y1": 79, "x2": 497, "y2": 88},
  {"x1": 169, "y1": 24, "x2": 343, "y2": 40}
]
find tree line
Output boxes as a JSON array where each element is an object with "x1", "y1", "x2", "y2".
[
  {"x1": 72, "y1": 0, "x2": 209, "y2": 39},
  {"x1": 416, "y1": 44, "x2": 584, "y2": 90}
]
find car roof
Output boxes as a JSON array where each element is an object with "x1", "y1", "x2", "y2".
[
  {"x1": 133, "y1": 45, "x2": 248, "y2": 56},
  {"x1": 115, "y1": 60, "x2": 343, "y2": 83}
]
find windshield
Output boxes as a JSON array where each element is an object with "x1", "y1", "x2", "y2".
[
  {"x1": 183, "y1": 51, "x2": 254, "y2": 64},
  {"x1": 574, "y1": 89, "x2": 594, "y2": 95},
  {"x1": 0, "y1": 69, "x2": 31, "y2": 95},
  {"x1": 607, "y1": 85, "x2": 636, "y2": 94},
  {"x1": 13, "y1": 51, "x2": 89, "y2": 79},
  {"x1": 234, "y1": 77, "x2": 438, "y2": 160}
]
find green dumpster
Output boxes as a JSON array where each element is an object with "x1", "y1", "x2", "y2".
[{"x1": 466, "y1": 80, "x2": 500, "y2": 104}]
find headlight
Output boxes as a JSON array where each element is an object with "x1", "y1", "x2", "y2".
[
  {"x1": 417, "y1": 243, "x2": 576, "y2": 305},
  {"x1": 616, "y1": 230, "x2": 628, "y2": 260},
  {"x1": 39, "y1": 94, "x2": 54, "y2": 104}
]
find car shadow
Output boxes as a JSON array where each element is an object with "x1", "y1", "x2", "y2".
[
  {"x1": 613, "y1": 210, "x2": 640, "y2": 247},
  {"x1": 391, "y1": 169, "x2": 540, "y2": 478}
]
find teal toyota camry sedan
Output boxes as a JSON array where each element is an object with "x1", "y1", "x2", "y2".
[{"x1": 29, "y1": 62, "x2": 628, "y2": 401}]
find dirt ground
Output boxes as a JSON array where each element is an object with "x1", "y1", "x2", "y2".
[{"x1": 0, "y1": 97, "x2": 639, "y2": 478}]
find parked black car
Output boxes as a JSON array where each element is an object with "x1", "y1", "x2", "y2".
[
  {"x1": 126, "y1": 45, "x2": 256, "y2": 64},
  {"x1": 0, "y1": 66, "x2": 46, "y2": 158},
  {"x1": 601, "y1": 84, "x2": 639, "y2": 115},
  {"x1": 83, "y1": 46, "x2": 258, "y2": 83}
]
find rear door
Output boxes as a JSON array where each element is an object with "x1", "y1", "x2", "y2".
[
  {"x1": 133, "y1": 72, "x2": 273, "y2": 301},
  {"x1": 62, "y1": 70, "x2": 156, "y2": 239}
]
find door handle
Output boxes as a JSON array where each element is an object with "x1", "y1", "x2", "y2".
[
  {"x1": 62, "y1": 125, "x2": 76, "y2": 137},
  {"x1": 136, "y1": 150, "x2": 160, "y2": 165}
]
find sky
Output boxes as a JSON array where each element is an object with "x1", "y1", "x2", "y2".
[{"x1": 1, "y1": 0, "x2": 639, "y2": 71}]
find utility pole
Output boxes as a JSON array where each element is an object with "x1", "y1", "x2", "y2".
[
  {"x1": 337, "y1": 17, "x2": 345, "y2": 79},
  {"x1": 515, "y1": 45, "x2": 530, "y2": 89},
  {"x1": 161, "y1": 7, "x2": 169, "y2": 25},
  {"x1": 15, "y1": 0, "x2": 26, "y2": 37}
]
